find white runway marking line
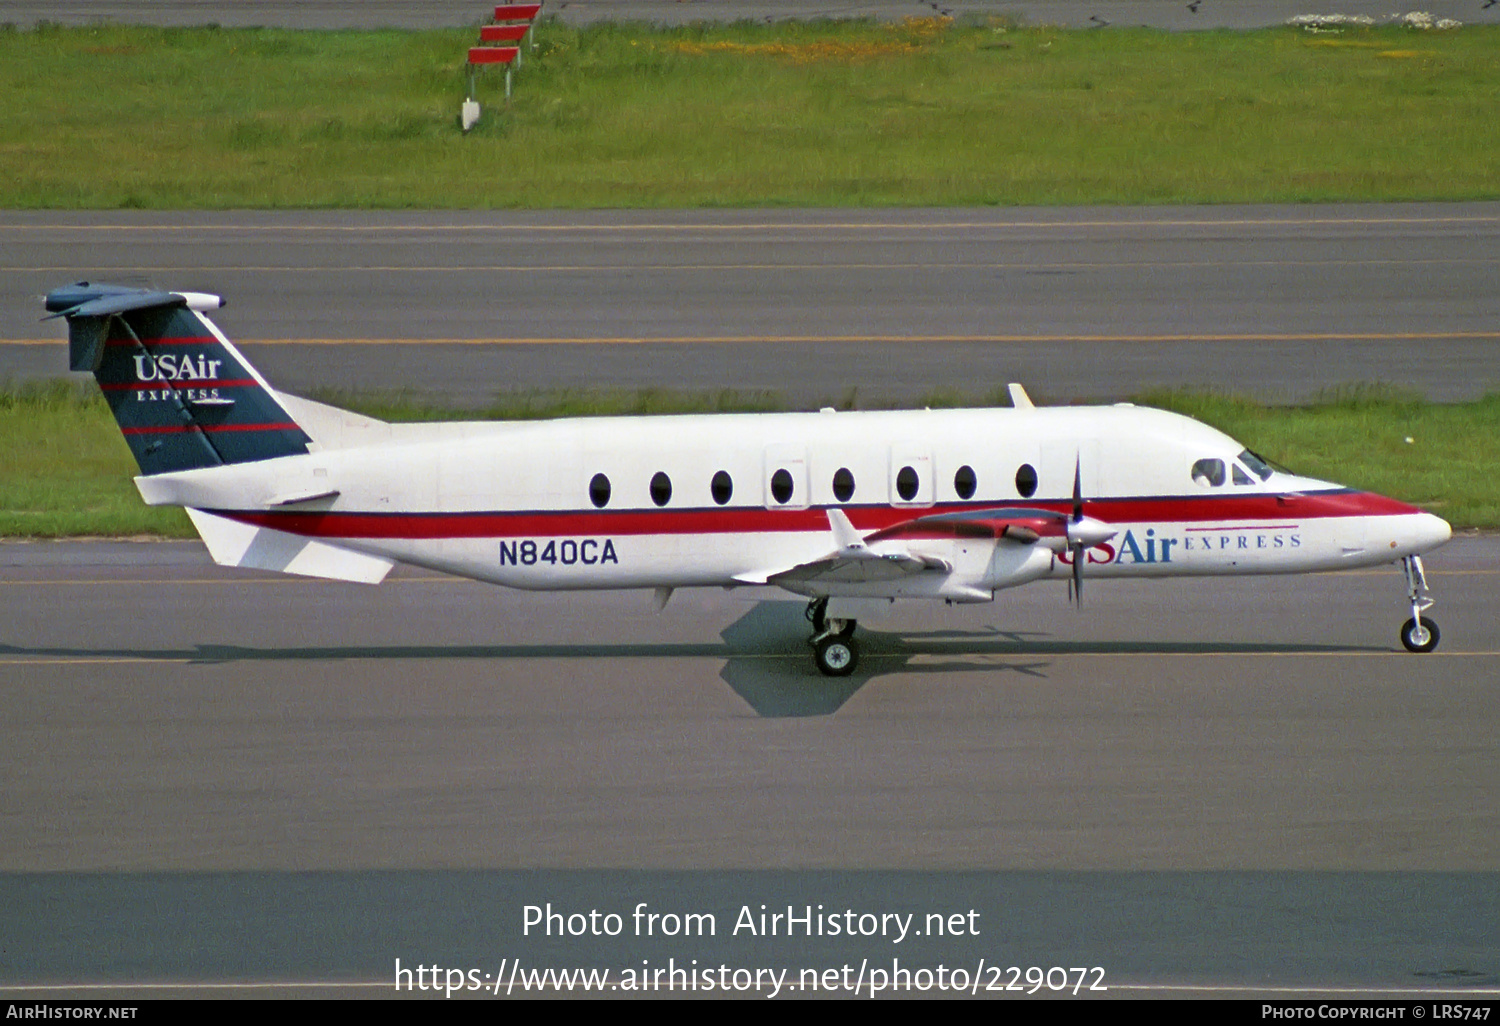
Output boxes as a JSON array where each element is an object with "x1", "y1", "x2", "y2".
[
  {"x1": 0, "y1": 655, "x2": 800, "y2": 667},
  {"x1": 5, "y1": 651, "x2": 1499, "y2": 667},
  {"x1": 3, "y1": 214, "x2": 1498, "y2": 232},
  {"x1": 906, "y1": 650, "x2": 1500, "y2": 660},
  {"x1": 5, "y1": 568, "x2": 1495, "y2": 586},
  {"x1": 0, "y1": 657, "x2": 192, "y2": 666},
  {"x1": 0, "y1": 576, "x2": 462, "y2": 586},
  {"x1": 9, "y1": 257, "x2": 1497, "y2": 273}
]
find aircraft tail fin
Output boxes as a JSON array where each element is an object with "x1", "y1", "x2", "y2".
[{"x1": 46, "y1": 282, "x2": 312, "y2": 476}]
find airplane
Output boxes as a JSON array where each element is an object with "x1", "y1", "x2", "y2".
[{"x1": 45, "y1": 282, "x2": 1454, "y2": 676}]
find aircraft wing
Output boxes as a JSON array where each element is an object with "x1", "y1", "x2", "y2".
[
  {"x1": 727, "y1": 510, "x2": 927, "y2": 586},
  {"x1": 746, "y1": 507, "x2": 1061, "y2": 590},
  {"x1": 765, "y1": 545, "x2": 947, "y2": 587}
]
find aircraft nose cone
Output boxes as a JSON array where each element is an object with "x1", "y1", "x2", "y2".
[{"x1": 1416, "y1": 512, "x2": 1452, "y2": 551}]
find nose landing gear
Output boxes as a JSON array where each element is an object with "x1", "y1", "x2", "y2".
[
  {"x1": 1399, "y1": 555, "x2": 1440, "y2": 653},
  {"x1": 806, "y1": 597, "x2": 859, "y2": 676}
]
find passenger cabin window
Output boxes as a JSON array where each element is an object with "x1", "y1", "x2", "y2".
[
  {"x1": 1191, "y1": 458, "x2": 1226, "y2": 488},
  {"x1": 1232, "y1": 463, "x2": 1254, "y2": 486},
  {"x1": 954, "y1": 464, "x2": 977, "y2": 500},
  {"x1": 832, "y1": 467, "x2": 855, "y2": 503},
  {"x1": 650, "y1": 471, "x2": 672, "y2": 507},
  {"x1": 589, "y1": 473, "x2": 611, "y2": 508},
  {"x1": 770, "y1": 468, "x2": 794, "y2": 505},
  {"x1": 1015, "y1": 463, "x2": 1038, "y2": 499},
  {"x1": 710, "y1": 470, "x2": 732, "y2": 505},
  {"x1": 895, "y1": 465, "x2": 920, "y2": 502}
]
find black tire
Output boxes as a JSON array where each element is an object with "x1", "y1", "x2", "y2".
[
  {"x1": 814, "y1": 635, "x2": 858, "y2": 677},
  {"x1": 1400, "y1": 616, "x2": 1440, "y2": 653}
]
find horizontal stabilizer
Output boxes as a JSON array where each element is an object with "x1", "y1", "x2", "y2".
[
  {"x1": 45, "y1": 288, "x2": 183, "y2": 321},
  {"x1": 186, "y1": 508, "x2": 393, "y2": 584}
]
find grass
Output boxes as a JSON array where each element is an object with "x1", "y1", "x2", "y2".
[
  {"x1": 0, "y1": 381, "x2": 193, "y2": 537},
  {"x1": 2, "y1": 381, "x2": 1496, "y2": 538},
  {"x1": 2, "y1": 19, "x2": 1498, "y2": 207}
]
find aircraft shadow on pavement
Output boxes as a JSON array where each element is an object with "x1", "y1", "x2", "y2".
[
  {"x1": 716, "y1": 601, "x2": 1055, "y2": 717},
  {"x1": 3, "y1": 600, "x2": 1384, "y2": 720},
  {"x1": 713, "y1": 601, "x2": 1397, "y2": 717}
]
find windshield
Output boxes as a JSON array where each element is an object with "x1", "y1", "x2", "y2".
[{"x1": 1238, "y1": 449, "x2": 1273, "y2": 481}]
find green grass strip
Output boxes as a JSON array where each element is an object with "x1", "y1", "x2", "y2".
[
  {"x1": 3, "y1": 19, "x2": 1499, "y2": 207},
  {"x1": 2, "y1": 381, "x2": 1495, "y2": 537},
  {"x1": 0, "y1": 381, "x2": 194, "y2": 537}
]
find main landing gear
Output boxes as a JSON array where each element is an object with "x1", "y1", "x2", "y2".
[
  {"x1": 1399, "y1": 555, "x2": 1440, "y2": 653},
  {"x1": 806, "y1": 597, "x2": 859, "y2": 676}
]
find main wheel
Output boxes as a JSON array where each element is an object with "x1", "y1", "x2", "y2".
[
  {"x1": 1400, "y1": 616, "x2": 1440, "y2": 653},
  {"x1": 814, "y1": 634, "x2": 858, "y2": 677}
]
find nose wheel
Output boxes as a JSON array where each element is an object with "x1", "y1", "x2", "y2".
[
  {"x1": 1400, "y1": 616, "x2": 1440, "y2": 654},
  {"x1": 1399, "y1": 556, "x2": 1440, "y2": 653},
  {"x1": 807, "y1": 598, "x2": 859, "y2": 675}
]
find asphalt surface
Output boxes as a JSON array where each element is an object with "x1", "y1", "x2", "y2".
[
  {"x1": 8, "y1": 1, "x2": 1498, "y2": 30},
  {"x1": 2, "y1": 537, "x2": 1497, "y2": 994},
  {"x1": 6, "y1": 205, "x2": 1499, "y2": 405}
]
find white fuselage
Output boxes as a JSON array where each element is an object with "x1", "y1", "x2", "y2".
[{"x1": 137, "y1": 402, "x2": 1453, "y2": 601}]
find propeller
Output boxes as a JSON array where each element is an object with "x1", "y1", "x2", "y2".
[
  {"x1": 1062, "y1": 454, "x2": 1118, "y2": 608},
  {"x1": 1068, "y1": 457, "x2": 1085, "y2": 606}
]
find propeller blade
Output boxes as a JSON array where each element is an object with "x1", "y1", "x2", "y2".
[
  {"x1": 1072, "y1": 455, "x2": 1083, "y2": 522},
  {"x1": 1070, "y1": 454, "x2": 1085, "y2": 606},
  {"x1": 1071, "y1": 543, "x2": 1084, "y2": 607}
]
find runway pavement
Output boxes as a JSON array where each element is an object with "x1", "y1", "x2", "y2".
[
  {"x1": 5, "y1": 205, "x2": 1499, "y2": 405},
  {"x1": 1, "y1": 537, "x2": 1497, "y2": 994}
]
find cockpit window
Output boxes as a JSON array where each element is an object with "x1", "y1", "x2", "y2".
[
  {"x1": 1232, "y1": 463, "x2": 1254, "y2": 486},
  {"x1": 1191, "y1": 458, "x2": 1226, "y2": 488},
  {"x1": 1238, "y1": 449, "x2": 1274, "y2": 481}
]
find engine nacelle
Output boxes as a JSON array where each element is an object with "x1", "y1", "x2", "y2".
[{"x1": 984, "y1": 541, "x2": 1056, "y2": 592}]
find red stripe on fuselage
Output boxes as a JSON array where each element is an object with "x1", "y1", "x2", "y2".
[{"x1": 211, "y1": 490, "x2": 1423, "y2": 541}]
